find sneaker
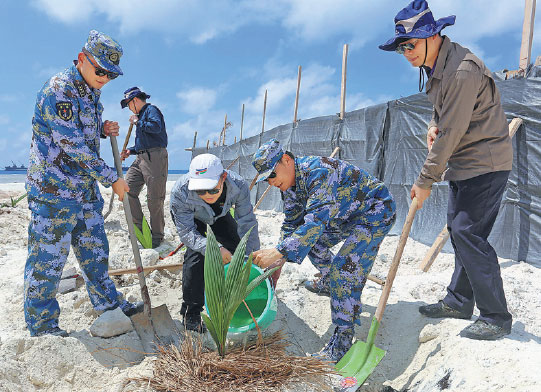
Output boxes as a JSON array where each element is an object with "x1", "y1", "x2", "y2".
[
  {"x1": 460, "y1": 319, "x2": 511, "y2": 341},
  {"x1": 183, "y1": 313, "x2": 207, "y2": 334},
  {"x1": 123, "y1": 301, "x2": 145, "y2": 317},
  {"x1": 419, "y1": 300, "x2": 472, "y2": 320},
  {"x1": 304, "y1": 279, "x2": 330, "y2": 296},
  {"x1": 311, "y1": 326, "x2": 353, "y2": 363},
  {"x1": 34, "y1": 327, "x2": 69, "y2": 337}
]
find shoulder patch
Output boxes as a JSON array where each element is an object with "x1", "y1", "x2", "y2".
[
  {"x1": 56, "y1": 102, "x2": 73, "y2": 121},
  {"x1": 74, "y1": 80, "x2": 86, "y2": 97}
]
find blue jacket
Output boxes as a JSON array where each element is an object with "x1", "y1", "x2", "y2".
[
  {"x1": 127, "y1": 103, "x2": 167, "y2": 153},
  {"x1": 26, "y1": 64, "x2": 118, "y2": 207},
  {"x1": 170, "y1": 170, "x2": 260, "y2": 255},
  {"x1": 277, "y1": 156, "x2": 395, "y2": 264}
]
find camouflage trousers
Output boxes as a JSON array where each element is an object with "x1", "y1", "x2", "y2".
[
  {"x1": 24, "y1": 200, "x2": 130, "y2": 336},
  {"x1": 308, "y1": 200, "x2": 396, "y2": 328}
]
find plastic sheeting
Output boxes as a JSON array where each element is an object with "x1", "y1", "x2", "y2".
[{"x1": 194, "y1": 66, "x2": 541, "y2": 267}]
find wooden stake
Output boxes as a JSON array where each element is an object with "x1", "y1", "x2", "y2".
[
  {"x1": 261, "y1": 89, "x2": 267, "y2": 134},
  {"x1": 185, "y1": 130, "x2": 198, "y2": 152},
  {"x1": 340, "y1": 44, "x2": 348, "y2": 120},
  {"x1": 420, "y1": 118, "x2": 523, "y2": 272},
  {"x1": 294, "y1": 65, "x2": 302, "y2": 123},
  {"x1": 519, "y1": 0, "x2": 536, "y2": 71},
  {"x1": 222, "y1": 114, "x2": 228, "y2": 146},
  {"x1": 240, "y1": 103, "x2": 245, "y2": 141}
]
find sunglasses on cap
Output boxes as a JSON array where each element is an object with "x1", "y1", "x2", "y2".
[
  {"x1": 84, "y1": 53, "x2": 119, "y2": 80},
  {"x1": 395, "y1": 40, "x2": 418, "y2": 55},
  {"x1": 264, "y1": 171, "x2": 277, "y2": 182}
]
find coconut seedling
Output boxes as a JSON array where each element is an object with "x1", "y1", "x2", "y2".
[
  {"x1": 134, "y1": 216, "x2": 152, "y2": 249},
  {"x1": 202, "y1": 225, "x2": 278, "y2": 358}
]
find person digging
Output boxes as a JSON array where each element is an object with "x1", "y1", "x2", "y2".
[{"x1": 251, "y1": 139, "x2": 396, "y2": 362}]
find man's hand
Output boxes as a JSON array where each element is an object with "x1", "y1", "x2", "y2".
[
  {"x1": 427, "y1": 126, "x2": 439, "y2": 152},
  {"x1": 112, "y1": 178, "x2": 129, "y2": 201},
  {"x1": 410, "y1": 184, "x2": 431, "y2": 210},
  {"x1": 103, "y1": 120, "x2": 120, "y2": 137},
  {"x1": 220, "y1": 247, "x2": 233, "y2": 264},
  {"x1": 129, "y1": 114, "x2": 138, "y2": 125},
  {"x1": 252, "y1": 248, "x2": 285, "y2": 270},
  {"x1": 120, "y1": 149, "x2": 131, "y2": 161}
]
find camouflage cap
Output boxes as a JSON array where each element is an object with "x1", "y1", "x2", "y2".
[
  {"x1": 84, "y1": 30, "x2": 123, "y2": 75},
  {"x1": 252, "y1": 139, "x2": 284, "y2": 183}
]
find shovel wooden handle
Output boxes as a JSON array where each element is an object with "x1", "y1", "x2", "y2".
[
  {"x1": 110, "y1": 134, "x2": 153, "y2": 317},
  {"x1": 374, "y1": 197, "x2": 418, "y2": 322},
  {"x1": 120, "y1": 123, "x2": 134, "y2": 161}
]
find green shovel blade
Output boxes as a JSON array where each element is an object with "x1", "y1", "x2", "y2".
[{"x1": 335, "y1": 318, "x2": 386, "y2": 391}]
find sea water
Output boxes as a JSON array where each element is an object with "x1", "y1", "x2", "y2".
[{"x1": 0, "y1": 170, "x2": 187, "y2": 184}]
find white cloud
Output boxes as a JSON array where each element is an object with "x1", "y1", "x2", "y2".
[
  {"x1": 31, "y1": 0, "x2": 287, "y2": 44},
  {"x1": 177, "y1": 87, "x2": 218, "y2": 115}
]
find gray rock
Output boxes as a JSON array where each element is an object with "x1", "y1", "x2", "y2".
[
  {"x1": 419, "y1": 324, "x2": 439, "y2": 343},
  {"x1": 90, "y1": 307, "x2": 134, "y2": 338},
  {"x1": 141, "y1": 249, "x2": 159, "y2": 266}
]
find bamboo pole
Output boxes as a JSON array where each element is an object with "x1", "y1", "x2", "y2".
[
  {"x1": 240, "y1": 103, "x2": 245, "y2": 141},
  {"x1": 222, "y1": 114, "x2": 228, "y2": 146},
  {"x1": 185, "y1": 130, "x2": 198, "y2": 152},
  {"x1": 261, "y1": 89, "x2": 268, "y2": 134},
  {"x1": 340, "y1": 44, "x2": 348, "y2": 120},
  {"x1": 420, "y1": 118, "x2": 523, "y2": 272},
  {"x1": 294, "y1": 65, "x2": 302, "y2": 123},
  {"x1": 519, "y1": 0, "x2": 536, "y2": 72}
]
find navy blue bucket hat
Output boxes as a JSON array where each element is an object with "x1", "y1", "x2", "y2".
[
  {"x1": 120, "y1": 87, "x2": 151, "y2": 108},
  {"x1": 379, "y1": 0, "x2": 455, "y2": 52}
]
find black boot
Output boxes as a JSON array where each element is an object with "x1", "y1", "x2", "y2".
[
  {"x1": 183, "y1": 313, "x2": 207, "y2": 334},
  {"x1": 460, "y1": 319, "x2": 511, "y2": 340},
  {"x1": 419, "y1": 300, "x2": 472, "y2": 320}
]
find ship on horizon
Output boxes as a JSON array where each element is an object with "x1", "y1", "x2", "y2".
[{"x1": 4, "y1": 161, "x2": 28, "y2": 171}]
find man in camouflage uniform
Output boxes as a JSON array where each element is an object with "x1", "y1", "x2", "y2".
[
  {"x1": 24, "y1": 30, "x2": 142, "y2": 338},
  {"x1": 252, "y1": 139, "x2": 396, "y2": 362}
]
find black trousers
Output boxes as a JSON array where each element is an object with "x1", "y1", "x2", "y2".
[
  {"x1": 444, "y1": 170, "x2": 512, "y2": 329},
  {"x1": 181, "y1": 212, "x2": 241, "y2": 316}
]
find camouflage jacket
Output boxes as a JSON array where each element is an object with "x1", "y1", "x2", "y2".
[
  {"x1": 26, "y1": 64, "x2": 118, "y2": 207},
  {"x1": 277, "y1": 156, "x2": 394, "y2": 264}
]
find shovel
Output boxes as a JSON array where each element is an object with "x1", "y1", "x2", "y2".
[
  {"x1": 335, "y1": 197, "x2": 418, "y2": 391},
  {"x1": 110, "y1": 134, "x2": 180, "y2": 354}
]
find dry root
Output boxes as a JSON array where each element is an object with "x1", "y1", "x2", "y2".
[{"x1": 130, "y1": 330, "x2": 336, "y2": 392}]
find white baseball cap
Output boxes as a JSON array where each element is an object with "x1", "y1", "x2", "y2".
[{"x1": 188, "y1": 154, "x2": 224, "y2": 190}]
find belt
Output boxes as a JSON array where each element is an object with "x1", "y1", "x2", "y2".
[{"x1": 135, "y1": 147, "x2": 163, "y2": 155}]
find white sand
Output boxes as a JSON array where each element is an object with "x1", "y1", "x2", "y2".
[{"x1": 1, "y1": 181, "x2": 540, "y2": 392}]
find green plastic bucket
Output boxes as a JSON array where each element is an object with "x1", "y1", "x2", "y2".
[{"x1": 205, "y1": 263, "x2": 277, "y2": 334}]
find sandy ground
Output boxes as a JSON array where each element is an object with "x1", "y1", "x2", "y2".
[{"x1": 1, "y1": 181, "x2": 540, "y2": 392}]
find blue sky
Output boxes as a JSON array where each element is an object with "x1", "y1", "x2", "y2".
[{"x1": 0, "y1": 0, "x2": 538, "y2": 170}]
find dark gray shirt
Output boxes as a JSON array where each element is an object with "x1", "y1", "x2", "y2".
[{"x1": 416, "y1": 36, "x2": 513, "y2": 189}]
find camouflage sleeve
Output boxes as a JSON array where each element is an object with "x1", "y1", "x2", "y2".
[
  {"x1": 43, "y1": 90, "x2": 118, "y2": 187},
  {"x1": 276, "y1": 169, "x2": 336, "y2": 264},
  {"x1": 279, "y1": 189, "x2": 304, "y2": 243}
]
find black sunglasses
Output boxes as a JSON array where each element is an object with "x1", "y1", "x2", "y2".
[
  {"x1": 265, "y1": 171, "x2": 277, "y2": 182},
  {"x1": 195, "y1": 188, "x2": 221, "y2": 196},
  {"x1": 395, "y1": 41, "x2": 417, "y2": 55},
  {"x1": 84, "y1": 53, "x2": 119, "y2": 80}
]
